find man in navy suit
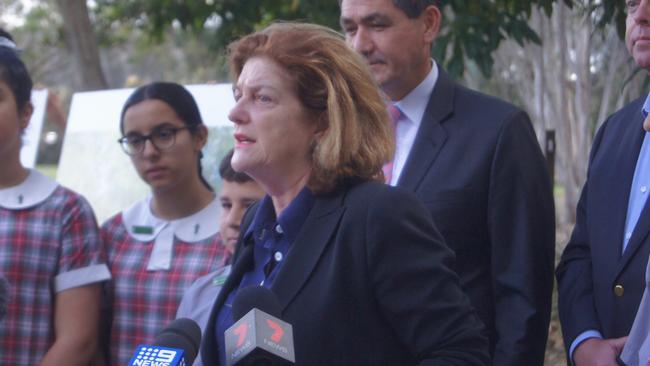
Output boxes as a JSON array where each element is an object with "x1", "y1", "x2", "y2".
[
  {"x1": 339, "y1": 0, "x2": 555, "y2": 365},
  {"x1": 557, "y1": 1, "x2": 650, "y2": 365}
]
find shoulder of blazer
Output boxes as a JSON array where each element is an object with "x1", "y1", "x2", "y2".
[
  {"x1": 425, "y1": 68, "x2": 524, "y2": 128},
  {"x1": 589, "y1": 96, "x2": 646, "y2": 157},
  {"x1": 454, "y1": 83, "x2": 521, "y2": 116},
  {"x1": 339, "y1": 180, "x2": 388, "y2": 204},
  {"x1": 340, "y1": 180, "x2": 418, "y2": 218},
  {"x1": 604, "y1": 96, "x2": 646, "y2": 130}
]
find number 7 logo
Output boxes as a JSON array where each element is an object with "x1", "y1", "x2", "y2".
[
  {"x1": 233, "y1": 323, "x2": 249, "y2": 347},
  {"x1": 266, "y1": 319, "x2": 284, "y2": 342}
]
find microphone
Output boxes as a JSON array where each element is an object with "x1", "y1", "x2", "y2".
[
  {"x1": 0, "y1": 275, "x2": 9, "y2": 322},
  {"x1": 224, "y1": 286, "x2": 295, "y2": 366},
  {"x1": 127, "y1": 318, "x2": 201, "y2": 366}
]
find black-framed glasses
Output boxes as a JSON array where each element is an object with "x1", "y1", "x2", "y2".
[{"x1": 117, "y1": 126, "x2": 191, "y2": 155}]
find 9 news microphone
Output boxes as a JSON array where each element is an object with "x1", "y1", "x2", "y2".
[
  {"x1": 224, "y1": 286, "x2": 295, "y2": 366},
  {"x1": 127, "y1": 318, "x2": 201, "y2": 366}
]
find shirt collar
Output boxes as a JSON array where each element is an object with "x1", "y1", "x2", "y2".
[
  {"x1": 245, "y1": 187, "x2": 315, "y2": 245},
  {"x1": 394, "y1": 60, "x2": 439, "y2": 126},
  {"x1": 0, "y1": 169, "x2": 58, "y2": 210},
  {"x1": 122, "y1": 194, "x2": 220, "y2": 242},
  {"x1": 643, "y1": 92, "x2": 650, "y2": 117}
]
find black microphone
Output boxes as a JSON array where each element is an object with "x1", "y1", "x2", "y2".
[
  {"x1": 224, "y1": 286, "x2": 295, "y2": 366},
  {"x1": 0, "y1": 275, "x2": 8, "y2": 322},
  {"x1": 127, "y1": 317, "x2": 201, "y2": 366}
]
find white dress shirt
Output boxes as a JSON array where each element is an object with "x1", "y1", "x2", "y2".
[{"x1": 387, "y1": 61, "x2": 439, "y2": 186}]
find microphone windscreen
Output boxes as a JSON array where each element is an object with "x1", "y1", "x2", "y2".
[
  {"x1": 154, "y1": 318, "x2": 202, "y2": 364},
  {"x1": 232, "y1": 285, "x2": 282, "y2": 320}
]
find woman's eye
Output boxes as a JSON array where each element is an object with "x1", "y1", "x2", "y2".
[{"x1": 127, "y1": 136, "x2": 144, "y2": 146}]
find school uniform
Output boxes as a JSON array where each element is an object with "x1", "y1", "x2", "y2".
[
  {"x1": 102, "y1": 196, "x2": 230, "y2": 365},
  {"x1": 0, "y1": 169, "x2": 110, "y2": 365},
  {"x1": 176, "y1": 265, "x2": 231, "y2": 366}
]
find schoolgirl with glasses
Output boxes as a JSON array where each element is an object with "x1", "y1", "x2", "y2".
[{"x1": 101, "y1": 82, "x2": 230, "y2": 365}]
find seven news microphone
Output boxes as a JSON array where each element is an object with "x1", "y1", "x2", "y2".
[
  {"x1": 126, "y1": 286, "x2": 294, "y2": 366},
  {"x1": 224, "y1": 286, "x2": 295, "y2": 366}
]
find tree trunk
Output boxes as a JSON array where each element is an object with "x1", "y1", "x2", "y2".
[
  {"x1": 54, "y1": 0, "x2": 107, "y2": 90},
  {"x1": 555, "y1": 0, "x2": 579, "y2": 224}
]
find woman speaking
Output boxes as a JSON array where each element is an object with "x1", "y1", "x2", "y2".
[{"x1": 202, "y1": 23, "x2": 489, "y2": 365}]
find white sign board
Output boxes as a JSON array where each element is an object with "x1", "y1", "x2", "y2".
[
  {"x1": 57, "y1": 84, "x2": 235, "y2": 223},
  {"x1": 20, "y1": 89, "x2": 48, "y2": 168}
]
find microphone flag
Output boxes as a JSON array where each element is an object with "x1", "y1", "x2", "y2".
[
  {"x1": 127, "y1": 345, "x2": 187, "y2": 366},
  {"x1": 224, "y1": 308, "x2": 295, "y2": 366}
]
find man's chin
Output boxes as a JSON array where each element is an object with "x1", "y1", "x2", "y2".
[
  {"x1": 634, "y1": 56, "x2": 650, "y2": 71},
  {"x1": 368, "y1": 63, "x2": 386, "y2": 78}
]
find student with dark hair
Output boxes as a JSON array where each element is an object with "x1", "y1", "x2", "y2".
[
  {"x1": 176, "y1": 149, "x2": 264, "y2": 366},
  {"x1": 102, "y1": 82, "x2": 230, "y2": 365},
  {"x1": 217, "y1": 148, "x2": 265, "y2": 254},
  {"x1": 0, "y1": 30, "x2": 111, "y2": 365},
  {"x1": 0, "y1": 28, "x2": 17, "y2": 50}
]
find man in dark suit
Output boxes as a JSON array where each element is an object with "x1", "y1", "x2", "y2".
[
  {"x1": 556, "y1": 1, "x2": 650, "y2": 365},
  {"x1": 339, "y1": 1, "x2": 555, "y2": 365}
]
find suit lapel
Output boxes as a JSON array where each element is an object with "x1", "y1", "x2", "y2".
[
  {"x1": 202, "y1": 239, "x2": 255, "y2": 363},
  {"x1": 213, "y1": 243, "x2": 255, "y2": 315},
  {"x1": 213, "y1": 204, "x2": 260, "y2": 312},
  {"x1": 397, "y1": 69, "x2": 453, "y2": 192},
  {"x1": 202, "y1": 191, "x2": 345, "y2": 362},
  {"x1": 619, "y1": 196, "x2": 650, "y2": 276},
  {"x1": 599, "y1": 106, "x2": 646, "y2": 278},
  {"x1": 617, "y1": 114, "x2": 650, "y2": 275},
  {"x1": 271, "y1": 191, "x2": 345, "y2": 312}
]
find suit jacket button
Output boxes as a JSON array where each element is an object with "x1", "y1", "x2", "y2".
[{"x1": 614, "y1": 284, "x2": 624, "y2": 297}]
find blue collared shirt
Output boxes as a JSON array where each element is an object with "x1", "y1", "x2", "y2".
[
  {"x1": 569, "y1": 92, "x2": 650, "y2": 363},
  {"x1": 623, "y1": 95, "x2": 650, "y2": 251},
  {"x1": 215, "y1": 188, "x2": 315, "y2": 366}
]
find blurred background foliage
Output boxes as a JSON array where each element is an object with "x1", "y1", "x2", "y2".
[{"x1": 92, "y1": 0, "x2": 576, "y2": 79}]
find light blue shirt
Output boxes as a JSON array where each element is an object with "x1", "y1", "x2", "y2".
[
  {"x1": 569, "y1": 92, "x2": 650, "y2": 363},
  {"x1": 387, "y1": 60, "x2": 438, "y2": 186},
  {"x1": 623, "y1": 96, "x2": 650, "y2": 252}
]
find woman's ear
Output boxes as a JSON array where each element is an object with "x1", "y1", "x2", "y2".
[
  {"x1": 19, "y1": 102, "x2": 34, "y2": 130},
  {"x1": 314, "y1": 111, "x2": 329, "y2": 140}
]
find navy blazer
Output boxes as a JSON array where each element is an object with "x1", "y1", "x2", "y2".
[
  {"x1": 557, "y1": 96, "x2": 650, "y2": 352},
  {"x1": 396, "y1": 70, "x2": 556, "y2": 365},
  {"x1": 201, "y1": 181, "x2": 489, "y2": 365}
]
